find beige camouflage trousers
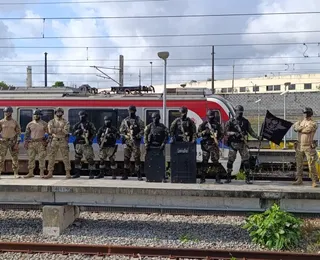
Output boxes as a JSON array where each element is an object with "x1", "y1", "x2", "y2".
[
  {"x1": 0, "y1": 140, "x2": 19, "y2": 173},
  {"x1": 124, "y1": 140, "x2": 141, "y2": 170},
  {"x1": 99, "y1": 146, "x2": 117, "y2": 169},
  {"x1": 27, "y1": 141, "x2": 47, "y2": 172},
  {"x1": 47, "y1": 138, "x2": 71, "y2": 172},
  {"x1": 75, "y1": 144, "x2": 95, "y2": 170},
  {"x1": 295, "y1": 144, "x2": 319, "y2": 181}
]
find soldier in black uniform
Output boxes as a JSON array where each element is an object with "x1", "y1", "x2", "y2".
[
  {"x1": 72, "y1": 111, "x2": 96, "y2": 179},
  {"x1": 144, "y1": 112, "x2": 169, "y2": 151},
  {"x1": 119, "y1": 105, "x2": 145, "y2": 181},
  {"x1": 96, "y1": 116, "x2": 120, "y2": 179},
  {"x1": 198, "y1": 110, "x2": 224, "y2": 184},
  {"x1": 169, "y1": 106, "x2": 197, "y2": 143},
  {"x1": 225, "y1": 105, "x2": 260, "y2": 184}
]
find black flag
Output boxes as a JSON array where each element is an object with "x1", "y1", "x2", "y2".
[{"x1": 260, "y1": 110, "x2": 293, "y2": 145}]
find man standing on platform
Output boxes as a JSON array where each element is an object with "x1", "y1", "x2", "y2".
[
  {"x1": 72, "y1": 111, "x2": 96, "y2": 179},
  {"x1": 96, "y1": 116, "x2": 119, "y2": 179},
  {"x1": 0, "y1": 106, "x2": 21, "y2": 178},
  {"x1": 198, "y1": 110, "x2": 224, "y2": 184},
  {"x1": 169, "y1": 106, "x2": 197, "y2": 143},
  {"x1": 120, "y1": 105, "x2": 145, "y2": 181},
  {"x1": 292, "y1": 107, "x2": 319, "y2": 188},
  {"x1": 225, "y1": 105, "x2": 260, "y2": 184},
  {"x1": 45, "y1": 107, "x2": 71, "y2": 179},
  {"x1": 145, "y1": 112, "x2": 169, "y2": 151},
  {"x1": 24, "y1": 109, "x2": 48, "y2": 178}
]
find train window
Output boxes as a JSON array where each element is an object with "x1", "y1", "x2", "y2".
[
  {"x1": 169, "y1": 110, "x2": 180, "y2": 126},
  {"x1": 41, "y1": 109, "x2": 54, "y2": 123},
  {"x1": 206, "y1": 110, "x2": 221, "y2": 124},
  {"x1": 68, "y1": 109, "x2": 117, "y2": 132},
  {"x1": 19, "y1": 109, "x2": 33, "y2": 132},
  {"x1": 0, "y1": 109, "x2": 3, "y2": 119},
  {"x1": 118, "y1": 109, "x2": 128, "y2": 128},
  {"x1": 145, "y1": 110, "x2": 160, "y2": 125}
]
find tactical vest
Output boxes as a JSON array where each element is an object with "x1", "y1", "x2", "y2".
[
  {"x1": 228, "y1": 118, "x2": 249, "y2": 142},
  {"x1": 149, "y1": 123, "x2": 166, "y2": 146},
  {"x1": 126, "y1": 117, "x2": 141, "y2": 138},
  {"x1": 174, "y1": 118, "x2": 192, "y2": 142},
  {"x1": 101, "y1": 127, "x2": 117, "y2": 147}
]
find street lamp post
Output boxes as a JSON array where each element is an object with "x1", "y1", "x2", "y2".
[
  {"x1": 280, "y1": 89, "x2": 289, "y2": 149},
  {"x1": 150, "y1": 61, "x2": 153, "y2": 86},
  {"x1": 157, "y1": 51, "x2": 170, "y2": 125},
  {"x1": 255, "y1": 99, "x2": 261, "y2": 134}
]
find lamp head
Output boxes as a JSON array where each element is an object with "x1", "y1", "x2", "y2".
[{"x1": 157, "y1": 51, "x2": 169, "y2": 60}]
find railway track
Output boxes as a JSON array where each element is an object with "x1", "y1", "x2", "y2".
[{"x1": 0, "y1": 242, "x2": 318, "y2": 259}]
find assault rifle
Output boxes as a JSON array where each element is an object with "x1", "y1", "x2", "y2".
[
  {"x1": 100, "y1": 127, "x2": 109, "y2": 148},
  {"x1": 234, "y1": 122, "x2": 248, "y2": 145},
  {"x1": 80, "y1": 123, "x2": 89, "y2": 145},
  {"x1": 206, "y1": 123, "x2": 219, "y2": 146}
]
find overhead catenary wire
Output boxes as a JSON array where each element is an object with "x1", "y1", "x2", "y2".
[
  {"x1": 1, "y1": 11, "x2": 320, "y2": 20},
  {"x1": 1, "y1": 41, "x2": 320, "y2": 48},
  {"x1": 2, "y1": 30, "x2": 320, "y2": 40},
  {"x1": 0, "y1": 0, "x2": 166, "y2": 4}
]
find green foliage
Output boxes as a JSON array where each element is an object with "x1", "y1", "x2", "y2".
[
  {"x1": 52, "y1": 81, "x2": 65, "y2": 87},
  {"x1": 179, "y1": 234, "x2": 199, "y2": 243},
  {"x1": 0, "y1": 81, "x2": 9, "y2": 89},
  {"x1": 243, "y1": 204, "x2": 303, "y2": 250},
  {"x1": 235, "y1": 170, "x2": 246, "y2": 180}
]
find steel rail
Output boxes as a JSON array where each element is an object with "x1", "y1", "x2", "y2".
[{"x1": 0, "y1": 242, "x2": 319, "y2": 259}]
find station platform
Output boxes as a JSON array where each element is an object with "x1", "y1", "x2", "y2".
[{"x1": 0, "y1": 176, "x2": 319, "y2": 236}]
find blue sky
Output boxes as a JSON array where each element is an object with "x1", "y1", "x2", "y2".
[{"x1": 0, "y1": 0, "x2": 320, "y2": 88}]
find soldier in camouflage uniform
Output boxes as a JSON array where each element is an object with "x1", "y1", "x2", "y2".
[
  {"x1": 144, "y1": 112, "x2": 169, "y2": 151},
  {"x1": 0, "y1": 106, "x2": 21, "y2": 178},
  {"x1": 198, "y1": 110, "x2": 224, "y2": 184},
  {"x1": 96, "y1": 116, "x2": 120, "y2": 179},
  {"x1": 120, "y1": 105, "x2": 145, "y2": 181},
  {"x1": 45, "y1": 107, "x2": 71, "y2": 179},
  {"x1": 169, "y1": 106, "x2": 197, "y2": 143},
  {"x1": 225, "y1": 105, "x2": 260, "y2": 184},
  {"x1": 24, "y1": 109, "x2": 49, "y2": 178},
  {"x1": 292, "y1": 107, "x2": 319, "y2": 188},
  {"x1": 72, "y1": 111, "x2": 96, "y2": 179}
]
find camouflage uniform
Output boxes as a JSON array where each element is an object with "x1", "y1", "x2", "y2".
[
  {"x1": 119, "y1": 105, "x2": 145, "y2": 180},
  {"x1": 293, "y1": 107, "x2": 319, "y2": 188},
  {"x1": 169, "y1": 106, "x2": 197, "y2": 143},
  {"x1": 72, "y1": 111, "x2": 96, "y2": 179},
  {"x1": 24, "y1": 109, "x2": 48, "y2": 178},
  {"x1": 144, "y1": 113, "x2": 169, "y2": 150},
  {"x1": 198, "y1": 110, "x2": 224, "y2": 184},
  {"x1": 225, "y1": 105, "x2": 259, "y2": 184},
  {"x1": 96, "y1": 116, "x2": 120, "y2": 179},
  {"x1": 0, "y1": 106, "x2": 21, "y2": 178},
  {"x1": 45, "y1": 107, "x2": 71, "y2": 179}
]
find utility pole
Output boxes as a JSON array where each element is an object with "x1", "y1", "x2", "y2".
[
  {"x1": 139, "y1": 69, "x2": 141, "y2": 86},
  {"x1": 150, "y1": 61, "x2": 153, "y2": 86},
  {"x1": 211, "y1": 46, "x2": 215, "y2": 94},
  {"x1": 119, "y1": 55, "x2": 124, "y2": 87},
  {"x1": 44, "y1": 52, "x2": 48, "y2": 87},
  {"x1": 232, "y1": 61, "x2": 235, "y2": 93}
]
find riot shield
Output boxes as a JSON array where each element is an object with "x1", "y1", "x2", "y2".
[
  {"x1": 144, "y1": 147, "x2": 165, "y2": 182},
  {"x1": 170, "y1": 142, "x2": 197, "y2": 183}
]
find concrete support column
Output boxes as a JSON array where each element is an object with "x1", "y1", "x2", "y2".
[{"x1": 42, "y1": 205, "x2": 80, "y2": 236}]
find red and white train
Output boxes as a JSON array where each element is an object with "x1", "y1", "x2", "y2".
[{"x1": 0, "y1": 86, "x2": 241, "y2": 175}]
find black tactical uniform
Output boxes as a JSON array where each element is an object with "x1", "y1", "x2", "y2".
[
  {"x1": 169, "y1": 106, "x2": 197, "y2": 143},
  {"x1": 119, "y1": 105, "x2": 145, "y2": 181},
  {"x1": 96, "y1": 116, "x2": 120, "y2": 179},
  {"x1": 72, "y1": 111, "x2": 96, "y2": 179},
  {"x1": 198, "y1": 110, "x2": 224, "y2": 184},
  {"x1": 225, "y1": 105, "x2": 259, "y2": 184},
  {"x1": 144, "y1": 112, "x2": 169, "y2": 150}
]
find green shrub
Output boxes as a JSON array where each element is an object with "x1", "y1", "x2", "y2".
[{"x1": 243, "y1": 204, "x2": 303, "y2": 250}]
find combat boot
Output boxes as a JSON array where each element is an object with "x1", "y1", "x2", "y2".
[
  {"x1": 39, "y1": 169, "x2": 45, "y2": 178},
  {"x1": 200, "y1": 171, "x2": 206, "y2": 184},
  {"x1": 23, "y1": 170, "x2": 34, "y2": 179},
  {"x1": 44, "y1": 171, "x2": 53, "y2": 179},
  {"x1": 14, "y1": 170, "x2": 21, "y2": 179},
  {"x1": 65, "y1": 170, "x2": 72, "y2": 179},
  {"x1": 136, "y1": 170, "x2": 143, "y2": 181},
  {"x1": 292, "y1": 176, "x2": 303, "y2": 185},
  {"x1": 215, "y1": 173, "x2": 223, "y2": 184},
  {"x1": 95, "y1": 169, "x2": 105, "y2": 179},
  {"x1": 111, "y1": 169, "x2": 117, "y2": 180},
  {"x1": 89, "y1": 170, "x2": 95, "y2": 179},
  {"x1": 121, "y1": 169, "x2": 129, "y2": 180},
  {"x1": 72, "y1": 169, "x2": 81, "y2": 179},
  {"x1": 245, "y1": 171, "x2": 253, "y2": 184},
  {"x1": 224, "y1": 170, "x2": 232, "y2": 184}
]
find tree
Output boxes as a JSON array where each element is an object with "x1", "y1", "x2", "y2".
[
  {"x1": 52, "y1": 81, "x2": 65, "y2": 87},
  {"x1": 0, "y1": 81, "x2": 9, "y2": 90}
]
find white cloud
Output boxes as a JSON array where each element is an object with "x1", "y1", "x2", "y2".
[{"x1": 1, "y1": 0, "x2": 320, "y2": 88}]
